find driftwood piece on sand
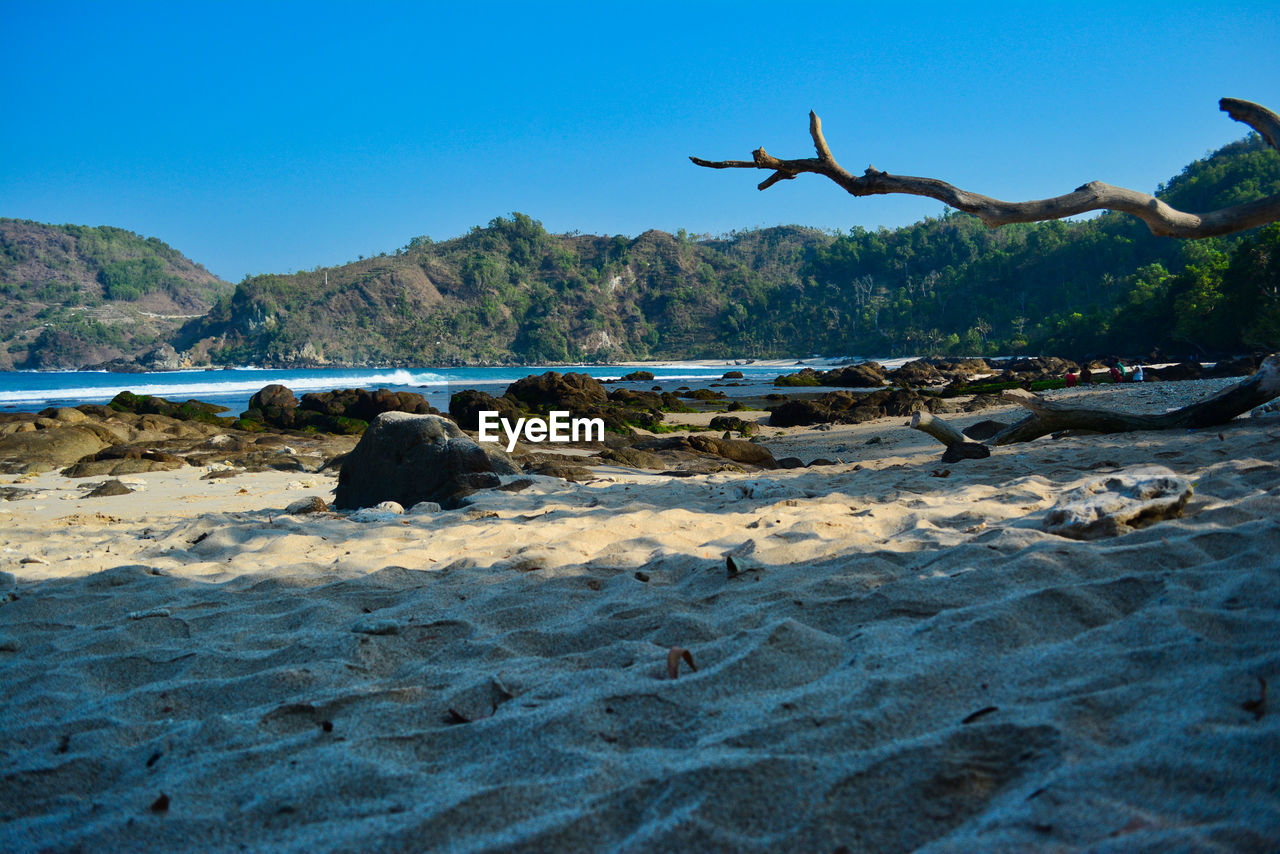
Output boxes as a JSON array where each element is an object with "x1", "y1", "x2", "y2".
[
  {"x1": 691, "y1": 99, "x2": 1280, "y2": 239},
  {"x1": 911, "y1": 354, "x2": 1280, "y2": 457}
]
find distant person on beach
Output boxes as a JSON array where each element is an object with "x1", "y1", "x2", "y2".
[
  {"x1": 1109, "y1": 364, "x2": 1122, "y2": 383},
  {"x1": 1065, "y1": 370, "x2": 1078, "y2": 388},
  {"x1": 1134, "y1": 365, "x2": 1145, "y2": 382}
]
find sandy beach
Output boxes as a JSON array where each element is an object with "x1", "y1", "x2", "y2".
[{"x1": 2, "y1": 381, "x2": 1279, "y2": 851}]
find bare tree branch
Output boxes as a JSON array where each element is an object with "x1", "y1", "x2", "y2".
[{"x1": 691, "y1": 99, "x2": 1280, "y2": 239}]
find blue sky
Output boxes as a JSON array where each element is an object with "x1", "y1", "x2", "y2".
[{"x1": 2, "y1": 1, "x2": 1278, "y2": 282}]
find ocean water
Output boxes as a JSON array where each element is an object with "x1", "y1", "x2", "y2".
[{"x1": 0, "y1": 361, "x2": 846, "y2": 415}]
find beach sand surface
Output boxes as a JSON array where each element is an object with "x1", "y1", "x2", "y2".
[{"x1": 2, "y1": 384, "x2": 1279, "y2": 851}]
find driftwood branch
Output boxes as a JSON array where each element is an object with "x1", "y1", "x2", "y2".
[
  {"x1": 911, "y1": 355, "x2": 1280, "y2": 455},
  {"x1": 691, "y1": 98, "x2": 1280, "y2": 238}
]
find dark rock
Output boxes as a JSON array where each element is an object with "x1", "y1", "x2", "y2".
[
  {"x1": 709, "y1": 415, "x2": 759, "y2": 436},
  {"x1": 1207, "y1": 356, "x2": 1256, "y2": 378},
  {"x1": 607, "y1": 389, "x2": 665, "y2": 410},
  {"x1": 0, "y1": 487, "x2": 37, "y2": 501},
  {"x1": 333, "y1": 413, "x2": 516, "y2": 510},
  {"x1": 962, "y1": 420, "x2": 1009, "y2": 441},
  {"x1": 768, "y1": 400, "x2": 832, "y2": 427},
  {"x1": 997, "y1": 356, "x2": 1078, "y2": 381},
  {"x1": 635, "y1": 435, "x2": 777, "y2": 469},
  {"x1": 822, "y1": 363, "x2": 886, "y2": 387},
  {"x1": 679, "y1": 388, "x2": 726, "y2": 402},
  {"x1": 721, "y1": 370, "x2": 744, "y2": 379},
  {"x1": 962, "y1": 394, "x2": 1003, "y2": 412},
  {"x1": 249, "y1": 384, "x2": 299, "y2": 412},
  {"x1": 449, "y1": 389, "x2": 521, "y2": 431},
  {"x1": 774, "y1": 368, "x2": 823, "y2": 387},
  {"x1": 300, "y1": 387, "x2": 435, "y2": 422},
  {"x1": 807, "y1": 458, "x2": 838, "y2": 467},
  {"x1": 622, "y1": 370, "x2": 655, "y2": 381},
  {"x1": 889, "y1": 360, "x2": 944, "y2": 385},
  {"x1": 777, "y1": 457, "x2": 805, "y2": 469},
  {"x1": 504, "y1": 372, "x2": 608, "y2": 413},
  {"x1": 1146, "y1": 361, "x2": 1203, "y2": 381},
  {"x1": 110, "y1": 391, "x2": 232, "y2": 424},
  {"x1": 941, "y1": 443, "x2": 992, "y2": 463},
  {"x1": 85, "y1": 479, "x2": 134, "y2": 497}
]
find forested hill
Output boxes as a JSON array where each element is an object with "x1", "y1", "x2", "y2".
[
  {"x1": 0, "y1": 220, "x2": 231, "y2": 370},
  {"x1": 182, "y1": 134, "x2": 1280, "y2": 367},
  {"x1": 7, "y1": 133, "x2": 1280, "y2": 370},
  {"x1": 178, "y1": 221, "x2": 836, "y2": 366}
]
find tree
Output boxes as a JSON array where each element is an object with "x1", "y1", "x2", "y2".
[{"x1": 692, "y1": 99, "x2": 1280, "y2": 239}]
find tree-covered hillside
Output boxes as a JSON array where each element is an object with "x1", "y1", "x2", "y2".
[
  {"x1": 9, "y1": 133, "x2": 1279, "y2": 370},
  {"x1": 0, "y1": 220, "x2": 231, "y2": 369},
  {"x1": 178, "y1": 217, "x2": 836, "y2": 366},
  {"x1": 792, "y1": 134, "x2": 1280, "y2": 359}
]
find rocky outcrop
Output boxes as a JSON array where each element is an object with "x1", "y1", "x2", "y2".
[
  {"x1": 768, "y1": 388, "x2": 948, "y2": 427},
  {"x1": 504, "y1": 372, "x2": 609, "y2": 412},
  {"x1": 448, "y1": 390, "x2": 521, "y2": 432},
  {"x1": 333, "y1": 412, "x2": 520, "y2": 510},
  {"x1": 240, "y1": 385, "x2": 438, "y2": 433},
  {"x1": 109, "y1": 391, "x2": 234, "y2": 425},
  {"x1": 633, "y1": 435, "x2": 778, "y2": 469},
  {"x1": 0, "y1": 425, "x2": 111, "y2": 474}
]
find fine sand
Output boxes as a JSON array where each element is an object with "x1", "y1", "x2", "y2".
[{"x1": 2, "y1": 382, "x2": 1279, "y2": 851}]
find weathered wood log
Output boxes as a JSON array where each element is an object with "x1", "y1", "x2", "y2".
[
  {"x1": 692, "y1": 98, "x2": 1280, "y2": 238},
  {"x1": 911, "y1": 355, "x2": 1280, "y2": 453},
  {"x1": 910, "y1": 410, "x2": 991, "y2": 461}
]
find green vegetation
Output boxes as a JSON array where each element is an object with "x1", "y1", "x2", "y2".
[
  {"x1": 184, "y1": 134, "x2": 1278, "y2": 367},
  {"x1": 0, "y1": 219, "x2": 230, "y2": 368},
  {"x1": 7, "y1": 134, "x2": 1279, "y2": 370}
]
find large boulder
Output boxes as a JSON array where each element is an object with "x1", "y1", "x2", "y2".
[
  {"x1": 300, "y1": 388, "x2": 435, "y2": 422},
  {"x1": 333, "y1": 413, "x2": 519, "y2": 510},
  {"x1": 823, "y1": 363, "x2": 887, "y2": 387},
  {"x1": 503, "y1": 371, "x2": 608, "y2": 413},
  {"x1": 0, "y1": 426, "x2": 110, "y2": 474},
  {"x1": 888, "y1": 360, "x2": 944, "y2": 385},
  {"x1": 449, "y1": 390, "x2": 521, "y2": 432}
]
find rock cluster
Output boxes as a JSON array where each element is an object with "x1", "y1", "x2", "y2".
[
  {"x1": 241, "y1": 385, "x2": 438, "y2": 433},
  {"x1": 768, "y1": 388, "x2": 949, "y2": 427},
  {"x1": 449, "y1": 371, "x2": 689, "y2": 434}
]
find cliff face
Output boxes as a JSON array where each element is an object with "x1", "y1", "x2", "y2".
[{"x1": 0, "y1": 219, "x2": 232, "y2": 369}]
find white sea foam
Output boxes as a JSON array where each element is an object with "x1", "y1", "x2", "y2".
[{"x1": 0, "y1": 370, "x2": 449, "y2": 405}]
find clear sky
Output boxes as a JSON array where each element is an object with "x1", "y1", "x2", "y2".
[{"x1": 2, "y1": 1, "x2": 1277, "y2": 282}]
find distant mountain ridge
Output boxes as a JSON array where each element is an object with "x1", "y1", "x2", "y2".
[
  {"x1": 0, "y1": 219, "x2": 231, "y2": 370},
  {"x1": 5, "y1": 133, "x2": 1279, "y2": 370}
]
